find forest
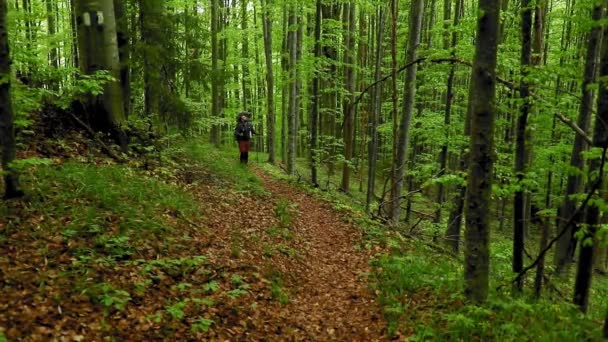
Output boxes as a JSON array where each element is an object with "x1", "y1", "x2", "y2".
[{"x1": 2, "y1": 0, "x2": 608, "y2": 339}]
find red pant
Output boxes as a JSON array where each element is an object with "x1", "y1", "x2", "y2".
[{"x1": 239, "y1": 140, "x2": 251, "y2": 153}]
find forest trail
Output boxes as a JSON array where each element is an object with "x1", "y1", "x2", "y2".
[{"x1": 197, "y1": 166, "x2": 387, "y2": 340}]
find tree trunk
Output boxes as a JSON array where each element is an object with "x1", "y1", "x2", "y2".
[
  {"x1": 287, "y1": 6, "x2": 297, "y2": 175},
  {"x1": 555, "y1": 4, "x2": 604, "y2": 273},
  {"x1": 75, "y1": 0, "x2": 127, "y2": 147},
  {"x1": 113, "y1": 0, "x2": 130, "y2": 117},
  {"x1": 262, "y1": 0, "x2": 276, "y2": 164},
  {"x1": 366, "y1": 8, "x2": 385, "y2": 212},
  {"x1": 46, "y1": 0, "x2": 59, "y2": 71},
  {"x1": 0, "y1": 0, "x2": 23, "y2": 199},
  {"x1": 444, "y1": 0, "x2": 465, "y2": 253},
  {"x1": 341, "y1": 2, "x2": 356, "y2": 192},
  {"x1": 310, "y1": 0, "x2": 322, "y2": 187},
  {"x1": 574, "y1": 11, "x2": 608, "y2": 312},
  {"x1": 210, "y1": 0, "x2": 221, "y2": 145},
  {"x1": 241, "y1": 0, "x2": 252, "y2": 111},
  {"x1": 464, "y1": 0, "x2": 501, "y2": 303},
  {"x1": 391, "y1": 0, "x2": 424, "y2": 222},
  {"x1": 513, "y1": 0, "x2": 533, "y2": 293},
  {"x1": 140, "y1": 0, "x2": 164, "y2": 119}
]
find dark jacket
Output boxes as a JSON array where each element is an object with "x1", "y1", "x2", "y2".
[{"x1": 235, "y1": 121, "x2": 255, "y2": 141}]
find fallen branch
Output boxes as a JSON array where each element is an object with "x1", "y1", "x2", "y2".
[
  {"x1": 555, "y1": 113, "x2": 593, "y2": 145},
  {"x1": 68, "y1": 112, "x2": 126, "y2": 163}
]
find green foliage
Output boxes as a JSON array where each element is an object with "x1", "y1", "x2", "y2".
[
  {"x1": 270, "y1": 272, "x2": 289, "y2": 305},
  {"x1": 32, "y1": 162, "x2": 199, "y2": 241},
  {"x1": 83, "y1": 282, "x2": 131, "y2": 312},
  {"x1": 166, "y1": 300, "x2": 188, "y2": 321},
  {"x1": 191, "y1": 318, "x2": 214, "y2": 333},
  {"x1": 425, "y1": 299, "x2": 603, "y2": 341},
  {"x1": 137, "y1": 256, "x2": 208, "y2": 278}
]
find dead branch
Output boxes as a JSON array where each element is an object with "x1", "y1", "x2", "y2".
[
  {"x1": 68, "y1": 112, "x2": 126, "y2": 163},
  {"x1": 555, "y1": 113, "x2": 593, "y2": 145}
]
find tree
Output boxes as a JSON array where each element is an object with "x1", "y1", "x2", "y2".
[
  {"x1": 75, "y1": 0, "x2": 126, "y2": 147},
  {"x1": 286, "y1": 3, "x2": 297, "y2": 175},
  {"x1": 366, "y1": 7, "x2": 385, "y2": 212},
  {"x1": 262, "y1": 0, "x2": 276, "y2": 164},
  {"x1": 0, "y1": 0, "x2": 24, "y2": 199},
  {"x1": 464, "y1": 0, "x2": 501, "y2": 303},
  {"x1": 555, "y1": 3, "x2": 605, "y2": 273},
  {"x1": 390, "y1": 0, "x2": 424, "y2": 222},
  {"x1": 210, "y1": 0, "x2": 221, "y2": 145},
  {"x1": 341, "y1": 2, "x2": 356, "y2": 192},
  {"x1": 310, "y1": 0, "x2": 322, "y2": 187},
  {"x1": 513, "y1": 0, "x2": 533, "y2": 293},
  {"x1": 573, "y1": 4, "x2": 608, "y2": 312}
]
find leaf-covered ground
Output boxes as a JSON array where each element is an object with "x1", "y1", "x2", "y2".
[{"x1": 0, "y1": 141, "x2": 388, "y2": 340}]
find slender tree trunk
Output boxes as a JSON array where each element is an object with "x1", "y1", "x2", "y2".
[
  {"x1": 574, "y1": 11, "x2": 608, "y2": 312},
  {"x1": 341, "y1": 2, "x2": 356, "y2": 192},
  {"x1": 533, "y1": 0, "x2": 550, "y2": 299},
  {"x1": 464, "y1": 0, "x2": 501, "y2": 303},
  {"x1": 46, "y1": 0, "x2": 59, "y2": 71},
  {"x1": 241, "y1": 0, "x2": 252, "y2": 111},
  {"x1": 210, "y1": 0, "x2": 221, "y2": 145},
  {"x1": 555, "y1": 4, "x2": 605, "y2": 273},
  {"x1": 513, "y1": 0, "x2": 533, "y2": 293},
  {"x1": 113, "y1": 0, "x2": 130, "y2": 117},
  {"x1": 391, "y1": 0, "x2": 424, "y2": 222},
  {"x1": 366, "y1": 8, "x2": 385, "y2": 212},
  {"x1": 310, "y1": 0, "x2": 322, "y2": 187},
  {"x1": 287, "y1": 6, "x2": 297, "y2": 175},
  {"x1": 444, "y1": 0, "x2": 465, "y2": 252},
  {"x1": 262, "y1": 0, "x2": 276, "y2": 164},
  {"x1": 0, "y1": 0, "x2": 23, "y2": 199},
  {"x1": 140, "y1": 0, "x2": 164, "y2": 119}
]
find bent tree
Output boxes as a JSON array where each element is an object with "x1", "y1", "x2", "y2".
[
  {"x1": 464, "y1": 0, "x2": 501, "y2": 303},
  {"x1": 0, "y1": 0, "x2": 23, "y2": 199}
]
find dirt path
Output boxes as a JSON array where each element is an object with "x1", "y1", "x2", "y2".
[
  {"x1": 253, "y1": 171, "x2": 386, "y2": 340},
  {"x1": 197, "y1": 167, "x2": 387, "y2": 340}
]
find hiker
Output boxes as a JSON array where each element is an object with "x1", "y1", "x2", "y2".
[{"x1": 234, "y1": 112, "x2": 256, "y2": 164}]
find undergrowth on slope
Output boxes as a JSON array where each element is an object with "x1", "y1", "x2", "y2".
[{"x1": 258, "y1": 160, "x2": 607, "y2": 341}]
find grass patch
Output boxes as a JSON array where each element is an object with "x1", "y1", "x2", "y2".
[{"x1": 181, "y1": 142, "x2": 267, "y2": 196}]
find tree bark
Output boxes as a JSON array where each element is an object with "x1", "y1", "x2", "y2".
[
  {"x1": 555, "y1": 4, "x2": 605, "y2": 273},
  {"x1": 75, "y1": 0, "x2": 126, "y2": 147},
  {"x1": 113, "y1": 0, "x2": 130, "y2": 117},
  {"x1": 262, "y1": 0, "x2": 276, "y2": 164},
  {"x1": 287, "y1": 6, "x2": 297, "y2": 175},
  {"x1": 513, "y1": 0, "x2": 533, "y2": 293},
  {"x1": 464, "y1": 0, "x2": 501, "y2": 303},
  {"x1": 574, "y1": 10, "x2": 608, "y2": 312},
  {"x1": 341, "y1": 2, "x2": 356, "y2": 192},
  {"x1": 0, "y1": 0, "x2": 23, "y2": 199},
  {"x1": 310, "y1": 0, "x2": 322, "y2": 187},
  {"x1": 366, "y1": 8, "x2": 385, "y2": 212},
  {"x1": 210, "y1": 0, "x2": 221, "y2": 145},
  {"x1": 391, "y1": 0, "x2": 424, "y2": 222}
]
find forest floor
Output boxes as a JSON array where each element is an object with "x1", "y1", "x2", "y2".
[{"x1": 0, "y1": 138, "x2": 390, "y2": 340}]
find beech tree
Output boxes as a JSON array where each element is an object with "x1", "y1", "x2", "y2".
[
  {"x1": 74, "y1": 0, "x2": 126, "y2": 146},
  {"x1": 0, "y1": 0, "x2": 23, "y2": 199},
  {"x1": 464, "y1": 0, "x2": 501, "y2": 303}
]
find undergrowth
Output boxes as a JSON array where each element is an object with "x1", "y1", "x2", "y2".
[{"x1": 258, "y1": 160, "x2": 608, "y2": 341}]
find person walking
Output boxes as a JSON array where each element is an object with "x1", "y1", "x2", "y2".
[{"x1": 234, "y1": 112, "x2": 256, "y2": 164}]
